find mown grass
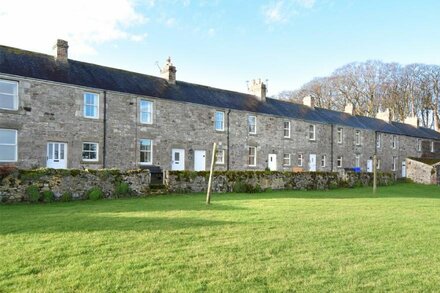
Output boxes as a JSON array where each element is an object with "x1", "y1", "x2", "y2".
[{"x1": 1, "y1": 183, "x2": 440, "y2": 292}]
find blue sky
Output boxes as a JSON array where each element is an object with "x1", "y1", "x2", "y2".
[{"x1": 1, "y1": 0, "x2": 439, "y2": 95}]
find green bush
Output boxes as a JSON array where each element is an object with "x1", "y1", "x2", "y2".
[
  {"x1": 60, "y1": 192, "x2": 73, "y2": 202},
  {"x1": 232, "y1": 181, "x2": 262, "y2": 193},
  {"x1": 42, "y1": 190, "x2": 55, "y2": 203},
  {"x1": 86, "y1": 187, "x2": 104, "y2": 200},
  {"x1": 26, "y1": 185, "x2": 41, "y2": 203},
  {"x1": 114, "y1": 182, "x2": 131, "y2": 198}
]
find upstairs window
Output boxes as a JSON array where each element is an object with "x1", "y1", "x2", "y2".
[
  {"x1": 431, "y1": 141, "x2": 435, "y2": 153},
  {"x1": 308, "y1": 125, "x2": 316, "y2": 141},
  {"x1": 0, "y1": 79, "x2": 18, "y2": 110},
  {"x1": 283, "y1": 121, "x2": 291, "y2": 138},
  {"x1": 214, "y1": 111, "x2": 224, "y2": 131},
  {"x1": 140, "y1": 139, "x2": 153, "y2": 164},
  {"x1": 392, "y1": 135, "x2": 398, "y2": 149},
  {"x1": 248, "y1": 115, "x2": 257, "y2": 134},
  {"x1": 0, "y1": 129, "x2": 17, "y2": 162},
  {"x1": 82, "y1": 142, "x2": 98, "y2": 162},
  {"x1": 248, "y1": 147, "x2": 256, "y2": 166},
  {"x1": 337, "y1": 128, "x2": 343, "y2": 144},
  {"x1": 297, "y1": 154, "x2": 303, "y2": 167},
  {"x1": 417, "y1": 139, "x2": 422, "y2": 152},
  {"x1": 84, "y1": 92, "x2": 99, "y2": 118},
  {"x1": 216, "y1": 150, "x2": 225, "y2": 165},
  {"x1": 355, "y1": 130, "x2": 361, "y2": 145},
  {"x1": 321, "y1": 155, "x2": 326, "y2": 168},
  {"x1": 140, "y1": 100, "x2": 153, "y2": 124},
  {"x1": 337, "y1": 156, "x2": 343, "y2": 168},
  {"x1": 283, "y1": 154, "x2": 291, "y2": 166},
  {"x1": 376, "y1": 133, "x2": 381, "y2": 148}
]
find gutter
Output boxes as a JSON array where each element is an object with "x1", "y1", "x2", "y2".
[
  {"x1": 330, "y1": 124, "x2": 334, "y2": 172},
  {"x1": 103, "y1": 90, "x2": 107, "y2": 168},
  {"x1": 227, "y1": 109, "x2": 231, "y2": 170}
]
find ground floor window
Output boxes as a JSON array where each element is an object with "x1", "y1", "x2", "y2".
[
  {"x1": 355, "y1": 155, "x2": 360, "y2": 168},
  {"x1": 337, "y1": 156, "x2": 343, "y2": 168},
  {"x1": 321, "y1": 155, "x2": 326, "y2": 168},
  {"x1": 0, "y1": 129, "x2": 17, "y2": 162},
  {"x1": 392, "y1": 156, "x2": 397, "y2": 171},
  {"x1": 82, "y1": 142, "x2": 98, "y2": 161},
  {"x1": 297, "y1": 154, "x2": 303, "y2": 167},
  {"x1": 248, "y1": 147, "x2": 256, "y2": 166},
  {"x1": 216, "y1": 150, "x2": 225, "y2": 164},
  {"x1": 283, "y1": 154, "x2": 291, "y2": 166},
  {"x1": 140, "y1": 139, "x2": 153, "y2": 164}
]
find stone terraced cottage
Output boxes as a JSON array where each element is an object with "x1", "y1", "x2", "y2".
[{"x1": 0, "y1": 40, "x2": 439, "y2": 178}]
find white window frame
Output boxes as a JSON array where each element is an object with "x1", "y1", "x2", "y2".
[
  {"x1": 297, "y1": 154, "x2": 303, "y2": 167},
  {"x1": 392, "y1": 135, "x2": 397, "y2": 149},
  {"x1": 0, "y1": 129, "x2": 17, "y2": 162},
  {"x1": 308, "y1": 125, "x2": 316, "y2": 141},
  {"x1": 83, "y1": 92, "x2": 99, "y2": 119},
  {"x1": 376, "y1": 133, "x2": 381, "y2": 149},
  {"x1": 283, "y1": 153, "x2": 291, "y2": 166},
  {"x1": 82, "y1": 142, "x2": 99, "y2": 162},
  {"x1": 140, "y1": 99, "x2": 153, "y2": 124},
  {"x1": 283, "y1": 121, "x2": 291, "y2": 138},
  {"x1": 139, "y1": 139, "x2": 153, "y2": 165},
  {"x1": 337, "y1": 156, "x2": 343, "y2": 168},
  {"x1": 216, "y1": 149, "x2": 225, "y2": 165},
  {"x1": 337, "y1": 128, "x2": 343, "y2": 144},
  {"x1": 417, "y1": 139, "x2": 422, "y2": 152},
  {"x1": 355, "y1": 130, "x2": 361, "y2": 145},
  {"x1": 321, "y1": 155, "x2": 326, "y2": 168},
  {"x1": 248, "y1": 115, "x2": 257, "y2": 134},
  {"x1": 214, "y1": 111, "x2": 225, "y2": 131},
  {"x1": 0, "y1": 79, "x2": 18, "y2": 111},
  {"x1": 392, "y1": 156, "x2": 397, "y2": 171},
  {"x1": 431, "y1": 141, "x2": 435, "y2": 153},
  {"x1": 248, "y1": 146, "x2": 256, "y2": 166},
  {"x1": 355, "y1": 154, "x2": 360, "y2": 168}
]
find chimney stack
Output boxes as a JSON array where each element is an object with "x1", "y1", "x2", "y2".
[
  {"x1": 303, "y1": 96, "x2": 315, "y2": 108},
  {"x1": 404, "y1": 115, "x2": 419, "y2": 128},
  {"x1": 53, "y1": 39, "x2": 69, "y2": 63},
  {"x1": 248, "y1": 79, "x2": 267, "y2": 102},
  {"x1": 376, "y1": 108, "x2": 391, "y2": 123},
  {"x1": 161, "y1": 57, "x2": 177, "y2": 84},
  {"x1": 344, "y1": 103, "x2": 355, "y2": 115}
]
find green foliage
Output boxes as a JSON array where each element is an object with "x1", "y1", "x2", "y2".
[
  {"x1": 114, "y1": 182, "x2": 132, "y2": 198},
  {"x1": 232, "y1": 181, "x2": 262, "y2": 193},
  {"x1": 26, "y1": 185, "x2": 41, "y2": 203},
  {"x1": 86, "y1": 187, "x2": 104, "y2": 200},
  {"x1": 42, "y1": 190, "x2": 55, "y2": 203},
  {"x1": 60, "y1": 192, "x2": 73, "y2": 202}
]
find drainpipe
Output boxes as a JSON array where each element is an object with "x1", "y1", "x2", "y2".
[
  {"x1": 226, "y1": 109, "x2": 231, "y2": 170},
  {"x1": 330, "y1": 124, "x2": 334, "y2": 172},
  {"x1": 103, "y1": 90, "x2": 107, "y2": 168}
]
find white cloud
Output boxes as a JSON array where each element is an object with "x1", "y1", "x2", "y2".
[
  {"x1": 263, "y1": 0, "x2": 316, "y2": 24},
  {"x1": 0, "y1": 0, "x2": 147, "y2": 57}
]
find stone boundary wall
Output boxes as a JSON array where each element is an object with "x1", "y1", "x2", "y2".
[
  {"x1": 437, "y1": 165, "x2": 440, "y2": 185},
  {"x1": 0, "y1": 168, "x2": 150, "y2": 203},
  {"x1": 406, "y1": 159, "x2": 437, "y2": 184},
  {"x1": 165, "y1": 171, "x2": 394, "y2": 193}
]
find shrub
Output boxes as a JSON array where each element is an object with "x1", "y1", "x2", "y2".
[
  {"x1": 60, "y1": 192, "x2": 73, "y2": 202},
  {"x1": 42, "y1": 190, "x2": 55, "y2": 203},
  {"x1": 233, "y1": 181, "x2": 262, "y2": 193},
  {"x1": 114, "y1": 182, "x2": 132, "y2": 198},
  {"x1": 26, "y1": 185, "x2": 41, "y2": 203},
  {"x1": 86, "y1": 187, "x2": 103, "y2": 200}
]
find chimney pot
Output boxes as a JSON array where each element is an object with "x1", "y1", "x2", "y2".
[{"x1": 53, "y1": 39, "x2": 69, "y2": 63}]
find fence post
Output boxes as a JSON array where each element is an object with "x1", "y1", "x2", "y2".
[{"x1": 206, "y1": 143, "x2": 217, "y2": 205}]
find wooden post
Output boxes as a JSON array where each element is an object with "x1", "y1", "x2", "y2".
[
  {"x1": 373, "y1": 154, "x2": 377, "y2": 194},
  {"x1": 206, "y1": 143, "x2": 217, "y2": 205}
]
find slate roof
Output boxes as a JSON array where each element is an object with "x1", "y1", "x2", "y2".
[{"x1": 0, "y1": 44, "x2": 439, "y2": 140}]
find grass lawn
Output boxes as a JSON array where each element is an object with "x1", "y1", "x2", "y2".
[{"x1": 1, "y1": 183, "x2": 440, "y2": 292}]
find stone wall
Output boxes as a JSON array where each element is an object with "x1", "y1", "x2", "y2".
[
  {"x1": 0, "y1": 168, "x2": 150, "y2": 203},
  {"x1": 164, "y1": 170, "x2": 394, "y2": 193},
  {"x1": 406, "y1": 159, "x2": 437, "y2": 184}
]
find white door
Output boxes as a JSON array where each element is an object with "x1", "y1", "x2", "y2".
[
  {"x1": 47, "y1": 142, "x2": 67, "y2": 169},
  {"x1": 402, "y1": 161, "x2": 406, "y2": 177},
  {"x1": 309, "y1": 154, "x2": 316, "y2": 172},
  {"x1": 171, "y1": 149, "x2": 185, "y2": 171},
  {"x1": 268, "y1": 154, "x2": 277, "y2": 171},
  {"x1": 367, "y1": 160, "x2": 373, "y2": 173},
  {"x1": 194, "y1": 150, "x2": 206, "y2": 171}
]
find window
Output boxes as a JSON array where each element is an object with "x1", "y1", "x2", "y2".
[
  {"x1": 337, "y1": 128, "x2": 343, "y2": 144},
  {"x1": 0, "y1": 79, "x2": 18, "y2": 110},
  {"x1": 417, "y1": 139, "x2": 422, "y2": 152},
  {"x1": 308, "y1": 125, "x2": 316, "y2": 141},
  {"x1": 140, "y1": 100, "x2": 153, "y2": 124},
  {"x1": 431, "y1": 141, "x2": 435, "y2": 152},
  {"x1": 392, "y1": 156, "x2": 397, "y2": 171},
  {"x1": 84, "y1": 92, "x2": 99, "y2": 118},
  {"x1": 248, "y1": 115, "x2": 257, "y2": 134},
  {"x1": 0, "y1": 129, "x2": 17, "y2": 162},
  {"x1": 355, "y1": 130, "x2": 361, "y2": 145},
  {"x1": 376, "y1": 133, "x2": 381, "y2": 148},
  {"x1": 337, "y1": 156, "x2": 343, "y2": 168},
  {"x1": 297, "y1": 154, "x2": 303, "y2": 167},
  {"x1": 140, "y1": 139, "x2": 153, "y2": 164},
  {"x1": 248, "y1": 147, "x2": 256, "y2": 166},
  {"x1": 283, "y1": 121, "x2": 291, "y2": 138},
  {"x1": 214, "y1": 111, "x2": 224, "y2": 131},
  {"x1": 377, "y1": 159, "x2": 381, "y2": 170},
  {"x1": 216, "y1": 150, "x2": 225, "y2": 165},
  {"x1": 355, "y1": 155, "x2": 360, "y2": 168},
  {"x1": 82, "y1": 143, "x2": 98, "y2": 161},
  {"x1": 321, "y1": 155, "x2": 326, "y2": 168},
  {"x1": 283, "y1": 154, "x2": 291, "y2": 166},
  {"x1": 392, "y1": 135, "x2": 397, "y2": 149}
]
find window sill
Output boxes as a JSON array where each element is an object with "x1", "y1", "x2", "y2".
[{"x1": 215, "y1": 129, "x2": 225, "y2": 132}]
